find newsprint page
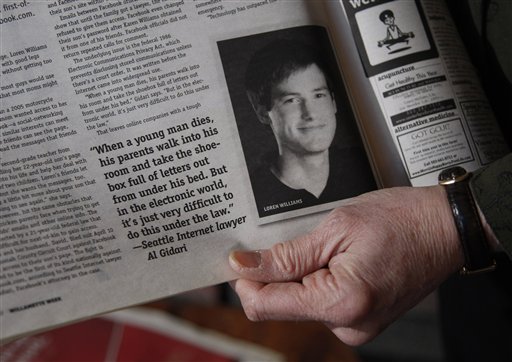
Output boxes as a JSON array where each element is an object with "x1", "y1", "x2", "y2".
[
  {"x1": 1, "y1": 0, "x2": 508, "y2": 340},
  {"x1": 1, "y1": 0, "x2": 374, "y2": 340}
]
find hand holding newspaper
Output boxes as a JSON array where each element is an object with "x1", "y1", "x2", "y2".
[{"x1": 1, "y1": 0, "x2": 507, "y2": 340}]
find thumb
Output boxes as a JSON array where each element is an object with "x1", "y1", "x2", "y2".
[{"x1": 229, "y1": 226, "x2": 336, "y2": 283}]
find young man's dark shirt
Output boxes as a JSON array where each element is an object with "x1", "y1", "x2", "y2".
[{"x1": 252, "y1": 147, "x2": 377, "y2": 217}]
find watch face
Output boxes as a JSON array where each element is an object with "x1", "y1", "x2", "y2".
[{"x1": 438, "y1": 166, "x2": 469, "y2": 185}]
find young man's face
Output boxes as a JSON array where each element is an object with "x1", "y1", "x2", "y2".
[{"x1": 266, "y1": 64, "x2": 337, "y2": 156}]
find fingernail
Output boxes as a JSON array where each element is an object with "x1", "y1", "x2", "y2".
[{"x1": 230, "y1": 250, "x2": 261, "y2": 269}]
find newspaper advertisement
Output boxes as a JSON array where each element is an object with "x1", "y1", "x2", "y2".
[{"x1": 339, "y1": 0, "x2": 508, "y2": 186}]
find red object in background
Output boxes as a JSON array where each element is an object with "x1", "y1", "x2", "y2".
[{"x1": 1, "y1": 317, "x2": 234, "y2": 362}]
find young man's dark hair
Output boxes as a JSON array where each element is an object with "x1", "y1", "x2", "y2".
[{"x1": 244, "y1": 39, "x2": 332, "y2": 113}]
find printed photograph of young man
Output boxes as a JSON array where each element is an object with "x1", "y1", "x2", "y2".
[{"x1": 218, "y1": 27, "x2": 376, "y2": 220}]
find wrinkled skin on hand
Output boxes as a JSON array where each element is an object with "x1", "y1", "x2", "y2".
[{"x1": 229, "y1": 186, "x2": 464, "y2": 346}]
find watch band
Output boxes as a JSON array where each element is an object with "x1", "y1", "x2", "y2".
[{"x1": 438, "y1": 167, "x2": 496, "y2": 276}]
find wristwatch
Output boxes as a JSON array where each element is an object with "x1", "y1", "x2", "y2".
[{"x1": 438, "y1": 166, "x2": 496, "y2": 275}]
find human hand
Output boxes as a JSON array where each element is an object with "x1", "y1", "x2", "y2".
[{"x1": 229, "y1": 186, "x2": 464, "y2": 345}]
